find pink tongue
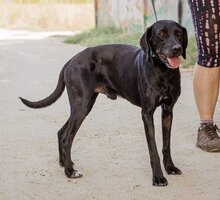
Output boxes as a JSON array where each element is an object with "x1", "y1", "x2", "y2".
[{"x1": 167, "y1": 57, "x2": 181, "y2": 68}]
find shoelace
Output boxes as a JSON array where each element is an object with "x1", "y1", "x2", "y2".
[{"x1": 203, "y1": 124, "x2": 220, "y2": 140}]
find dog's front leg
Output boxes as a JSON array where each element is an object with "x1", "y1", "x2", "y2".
[
  {"x1": 142, "y1": 109, "x2": 168, "y2": 186},
  {"x1": 161, "y1": 104, "x2": 182, "y2": 175}
]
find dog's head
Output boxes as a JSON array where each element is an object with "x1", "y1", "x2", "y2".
[{"x1": 140, "y1": 20, "x2": 188, "y2": 69}]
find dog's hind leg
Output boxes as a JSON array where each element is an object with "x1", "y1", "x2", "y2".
[
  {"x1": 61, "y1": 70, "x2": 98, "y2": 178},
  {"x1": 58, "y1": 93, "x2": 98, "y2": 168},
  {"x1": 161, "y1": 105, "x2": 182, "y2": 175},
  {"x1": 57, "y1": 119, "x2": 72, "y2": 167},
  {"x1": 86, "y1": 93, "x2": 98, "y2": 115},
  {"x1": 62, "y1": 113, "x2": 85, "y2": 178},
  {"x1": 57, "y1": 93, "x2": 98, "y2": 167}
]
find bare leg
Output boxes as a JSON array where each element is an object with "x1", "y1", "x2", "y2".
[
  {"x1": 188, "y1": 0, "x2": 220, "y2": 151},
  {"x1": 193, "y1": 65, "x2": 220, "y2": 121},
  {"x1": 194, "y1": 65, "x2": 220, "y2": 152}
]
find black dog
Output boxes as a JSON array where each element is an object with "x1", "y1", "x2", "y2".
[{"x1": 20, "y1": 20, "x2": 188, "y2": 186}]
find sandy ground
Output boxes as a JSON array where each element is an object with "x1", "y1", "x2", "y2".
[{"x1": 0, "y1": 36, "x2": 220, "y2": 200}]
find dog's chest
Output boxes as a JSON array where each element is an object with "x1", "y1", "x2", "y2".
[
  {"x1": 156, "y1": 85, "x2": 172, "y2": 105},
  {"x1": 145, "y1": 74, "x2": 178, "y2": 106}
]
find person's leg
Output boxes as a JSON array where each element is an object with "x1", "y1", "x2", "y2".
[
  {"x1": 193, "y1": 65, "x2": 220, "y2": 121},
  {"x1": 188, "y1": 0, "x2": 220, "y2": 152},
  {"x1": 193, "y1": 65, "x2": 220, "y2": 152}
]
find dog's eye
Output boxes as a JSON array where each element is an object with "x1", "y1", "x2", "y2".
[
  {"x1": 176, "y1": 32, "x2": 182, "y2": 40},
  {"x1": 158, "y1": 31, "x2": 167, "y2": 38}
]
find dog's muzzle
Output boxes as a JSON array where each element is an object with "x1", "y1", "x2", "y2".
[{"x1": 159, "y1": 45, "x2": 182, "y2": 69}]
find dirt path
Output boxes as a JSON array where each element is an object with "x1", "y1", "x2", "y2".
[{"x1": 0, "y1": 37, "x2": 220, "y2": 200}]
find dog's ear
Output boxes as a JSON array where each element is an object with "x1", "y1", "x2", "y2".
[
  {"x1": 181, "y1": 27, "x2": 188, "y2": 59},
  {"x1": 140, "y1": 25, "x2": 153, "y2": 54}
]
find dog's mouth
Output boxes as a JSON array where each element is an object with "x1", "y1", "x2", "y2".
[{"x1": 160, "y1": 54, "x2": 181, "y2": 69}]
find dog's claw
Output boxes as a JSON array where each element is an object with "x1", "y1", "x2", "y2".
[
  {"x1": 152, "y1": 176, "x2": 168, "y2": 186},
  {"x1": 65, "y1": 168, "x2": 83, "y2": 179},
  {"x1": 59, "y1": 161, "x2": 64, "y2": 167},
  {"x1": 165, "y1": 165, "x2": 182, "y2": 175},
  {"x1": 70, "y1": 170, "x2": 83, "y2": 179}
]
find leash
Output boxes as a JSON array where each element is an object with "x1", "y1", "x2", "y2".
[{"x1": 151, "y1": 0, "x2": 158, "y2": 21}]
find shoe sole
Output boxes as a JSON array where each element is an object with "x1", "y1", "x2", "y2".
[{"x1": 196, "y1": 142, "x2": 220, "y2": 152}]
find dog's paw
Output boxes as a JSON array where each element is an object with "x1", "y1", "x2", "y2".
[
  {"x1": 65, "y1": 168, "x2": 83, "y2": 179},
  {"x1": 69, "y1": 170, "x2": 83, "y2": 179},
  {"x1": 152, "y1": 175, "x2": 168, "y2": 186},
  {"x1": 165, "y1": 165, "x2": 182, "y2": 175}
]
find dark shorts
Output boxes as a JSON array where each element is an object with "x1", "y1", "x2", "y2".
[{"x1": 188, "y1": 0, "x2": 220, "y2": 67}]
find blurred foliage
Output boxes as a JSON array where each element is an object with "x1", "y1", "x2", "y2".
[
  {"x1": 0, "y1": 2, "x2": 94, "y2": 31},
  {"x1": 0, "y1": 0, "x2": 93, "y2": 3},
  {"x1": 66, "y1": 27, "x2": 196, "y2": 68},
  {"x1": 181, "y1": 36, "x2": 197, "y2": 68},
  {"x1": 65, "y1": 27, "x2": 142, "y2": 46}
]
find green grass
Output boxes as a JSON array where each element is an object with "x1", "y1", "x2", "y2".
[
  {"x1": 66, "y1": 27, "x2": 197, "y2": 68},
  {"x1": 181, "y1": 36, "x2": 197, "y2": 68},
  {"x1": 65, "y1": 27, "x2": 142, "y2": 46}
]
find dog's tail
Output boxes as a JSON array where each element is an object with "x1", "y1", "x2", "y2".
[{"x1": 19, "y1": 61, "x2": 69, "y2": 109}]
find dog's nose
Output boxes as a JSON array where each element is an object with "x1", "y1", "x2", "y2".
[{"x1": 172, "y1": 45, "x2": 182, "y2": 54}]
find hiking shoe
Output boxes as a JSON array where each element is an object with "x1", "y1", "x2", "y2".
[{"x1": 196, "y1": 124, "x2": 220, "y2": 152}]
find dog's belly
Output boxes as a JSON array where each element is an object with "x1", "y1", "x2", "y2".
[
  {"x1": 94, "y1": 82, "x2": 141, "y2": 106},
  {"x1": 94, "y1": 85, "x2": 117, "y2": 100}
]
